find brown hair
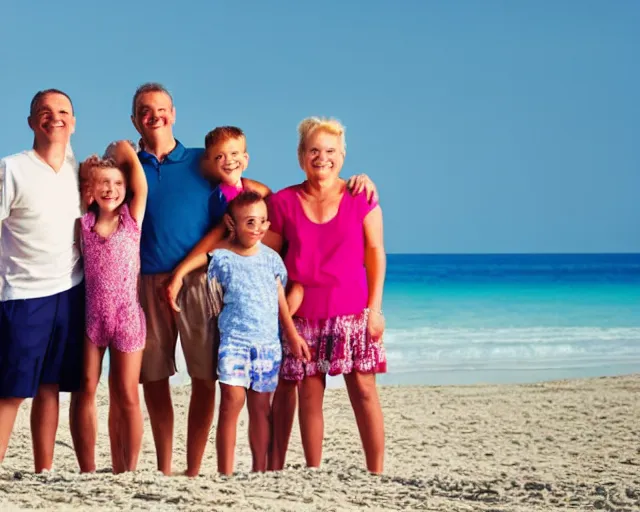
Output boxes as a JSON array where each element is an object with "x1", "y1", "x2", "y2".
[
  {"x1": 204, "y1": 126, "x2": 247, "y2": 151},
  {"x1": 29, "y1": 89, "x2": 74, "y2": 116},
  {"x1": 226, "y1": 190, "x2": 264, "y2": 218}
]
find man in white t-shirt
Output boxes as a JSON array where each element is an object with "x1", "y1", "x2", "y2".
[{"x1": 0, "y1": 89, "x2": 85, "y2": 472}]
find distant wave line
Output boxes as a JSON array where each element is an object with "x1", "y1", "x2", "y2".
[{"x1": 384, "y1": 326, "x2": 640, "y2": 345}]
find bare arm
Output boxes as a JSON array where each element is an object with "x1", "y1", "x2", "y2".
[
  {"x1": 262, "y1": 229, "x2": 284, "y2": 254},
  {"x1": 277, "y1": 280, "x2": 310, "y2": 360},
  {"x1": 363, "y1": 205, "x2": 386, "y2": 339},
  {"x1": 107, "y1": 140, "x2": 148, "y2": 227},
  {"x1": 242, "y1": 177, "x2": 272, "y2": 198},
  {"x1": 174, "y1": 223, "x2": 226, "y2": 279},
  {"x1": 166, "y1": 223, "x2": 226, "y2": 312}
]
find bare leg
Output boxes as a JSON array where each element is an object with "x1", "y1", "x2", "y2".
[
  {"x1": 298, "y1": 374, "x2": 326, "y2": 468},
  {"x1": 142, "y1": 378, "x2": 173, "y2": 475},
  {"x1": 247, "y1": 389, "x2": 272, "y2": 472},
  {"x1": 268, "y1": 379, "x2": 297, "y2": 470},
  {"x1": 267, "y1": 282, "x2": 303, "y2": 471},
  {"x1": 344, "y1": 372, "x2": 384, "y2": 473},
  {"x1": 0, "y1": 398, "x2": 24, "y2": 463},
  {"x1": 109, "y1": 348, "x2": 143, "y2": 473},
  {"x1": 185, "y1": 378, "x2": 216, "y2": 477},
  {"x1": 70, "y1": 338, "x2": 105, "y2": 473},
  {"x1": 107, "y1": 371, "x2": 125, "y2": 474},
  {"x1": 31, "y1": 384, "x2": 60, "y2": 473},
  {"x1": 216, "y1": 384, "x2": 245, "y2": 475}
]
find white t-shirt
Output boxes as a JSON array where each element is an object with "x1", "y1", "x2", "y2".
[{"x1": 0, "y1": 150, "x2": 83, "y2": 301}]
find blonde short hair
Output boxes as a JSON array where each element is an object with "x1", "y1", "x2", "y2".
[{"x1": 297, "y1": 117, "x2": 346, "y2": 166}]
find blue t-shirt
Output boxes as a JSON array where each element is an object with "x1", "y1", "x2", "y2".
[
  {"x1": 138, "y1": 141, "x2": 213, "y2": 274},
  {"x1": 208, "y1": 244, "x2": 287, "y2": 345}
]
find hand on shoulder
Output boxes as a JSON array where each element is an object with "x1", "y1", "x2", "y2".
[
  {"x1": 241, "y1": 178, "x2": 272, "y2": 198},
  {"x1": 346, "y1": 173, "x2": 378, "y2": 203}
]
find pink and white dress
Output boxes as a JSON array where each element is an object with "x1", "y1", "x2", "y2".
[
  {"x1": 267, "y1": 184, "x2": 387, "y2": 380},
  {"x1": 80, "y1": 204, "x2": 146, "y2": 352}
]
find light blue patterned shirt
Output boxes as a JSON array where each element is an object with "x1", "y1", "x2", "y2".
[{"x1": 207, "y1": 243, "x2": 287, "y2": 345}]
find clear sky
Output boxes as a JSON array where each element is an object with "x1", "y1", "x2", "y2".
[{"x1": 1, "y1": 0, "x2": 638, "y2": 253}]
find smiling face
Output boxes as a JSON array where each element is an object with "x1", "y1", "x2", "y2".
[
  {"x1": 203, "y1": 137, "x2": 248, "y2": 186},
  {"x1": 227, "y1": 200, "x2": 270, "y2": 249},
  {"x1": 301, "y1": 130, "x2": 345, "y2": 183},
  {"x1": 28, "y1": 92, "x2": 76, "y2": 146},
  {"x1": 91, "y1": 166, "x2": 127, "y2": 214},
  {"x1": 131, "y1": 90, "x2": 175, "y2": 144}
]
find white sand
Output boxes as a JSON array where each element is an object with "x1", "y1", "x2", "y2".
[{"x1": 1, "y1": 374, "x2": 639, "y2": 511}]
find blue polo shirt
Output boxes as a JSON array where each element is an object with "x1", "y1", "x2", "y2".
[
  {"x1": 139, "y1": 141, "x2": 213, "y2": 274},
  {"x1": 208, "y1": 185, "x2": 239, "y2": 226}
]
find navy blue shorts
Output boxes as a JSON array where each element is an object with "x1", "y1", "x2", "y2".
[{"x1": 0, "y1": 284, "x2": 85, "y2": 398}]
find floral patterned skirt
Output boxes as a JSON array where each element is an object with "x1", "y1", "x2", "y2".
[{"x1": 281, "y1": 309, "x2": 387, "y2": 381}]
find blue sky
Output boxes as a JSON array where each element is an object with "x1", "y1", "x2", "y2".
[{"x1": 1, "y1": 0, "x2": 638, "y2": 253}]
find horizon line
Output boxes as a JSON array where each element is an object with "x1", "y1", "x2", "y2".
[{"x1": 386, "y1": 251, "x2": 640, "y2": 256}]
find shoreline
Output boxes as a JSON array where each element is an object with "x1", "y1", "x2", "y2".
[
  {"x1": 163, "y1": 366, "x2": 640, "y2": 389},
  {"x1": 2, "y1": 374, "x2": 639, "y2": 511}
]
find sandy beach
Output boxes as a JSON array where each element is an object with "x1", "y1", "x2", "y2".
[{"x1": 1, "y1": 374, "x2": 639, "y2": 511}]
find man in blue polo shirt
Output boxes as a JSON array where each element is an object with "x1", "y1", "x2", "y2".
[{"x1": 130, "y1": 83, "x2": 218, "y2": 477}]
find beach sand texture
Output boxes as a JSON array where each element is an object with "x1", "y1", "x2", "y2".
[{"x1": 1, "y1": 374, "x2": 639, "y2": 511}]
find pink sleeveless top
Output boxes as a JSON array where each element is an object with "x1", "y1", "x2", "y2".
[
  {"x1": 80, "y1": 204, "x2": 145, "y2": 350},
  {"x1": 268, "y1": 184, "x2": 378, "y2": 320}
]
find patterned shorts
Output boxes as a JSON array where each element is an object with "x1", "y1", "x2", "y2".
[
  {"x1": 217, "y1": 340, "x2": 282, "y2": 393},
  {"x1": 281, "y1": 309, "x2": 387, "y2": 381}
]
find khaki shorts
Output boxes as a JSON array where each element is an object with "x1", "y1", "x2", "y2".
[{"x1": 139, "y1": 269, "x2": 219, "y2": 383}]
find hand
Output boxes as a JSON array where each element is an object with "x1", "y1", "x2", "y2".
[
  {"x1": 347, "y1": 174, "x2": 378, "y2": 203},
  {"x1": 288, "y1": 332, "x2": 311, "y2": 361},
  {"x1": 164, "y1": 274, "x2": 184, "y2": 313},
  {"x1": 367, "y1": 309, "x2": 385, "y2": 343},
  {"x1": 104, "y1": 140, "x2": 137, "y2": 163}
]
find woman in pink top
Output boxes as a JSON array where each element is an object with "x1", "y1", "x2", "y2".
[{"x1": 265, "y1": 117, "x2": 386, "y2": 473}]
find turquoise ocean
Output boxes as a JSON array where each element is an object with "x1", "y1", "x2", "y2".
[
  {"x1": 167, "y1": 253, "x2": 639, "y2": 388},
  {"x1": 376, "y1": 253, "x2": 640, "y2": 387}
]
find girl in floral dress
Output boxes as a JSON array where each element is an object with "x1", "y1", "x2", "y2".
[{"x1": 72, "y1": 141, "x2": 147, "y2": 474}]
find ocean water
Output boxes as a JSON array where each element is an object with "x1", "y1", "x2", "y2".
[{"x1": 377, "y1": 253, "x2": 640, "y2": 386}]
